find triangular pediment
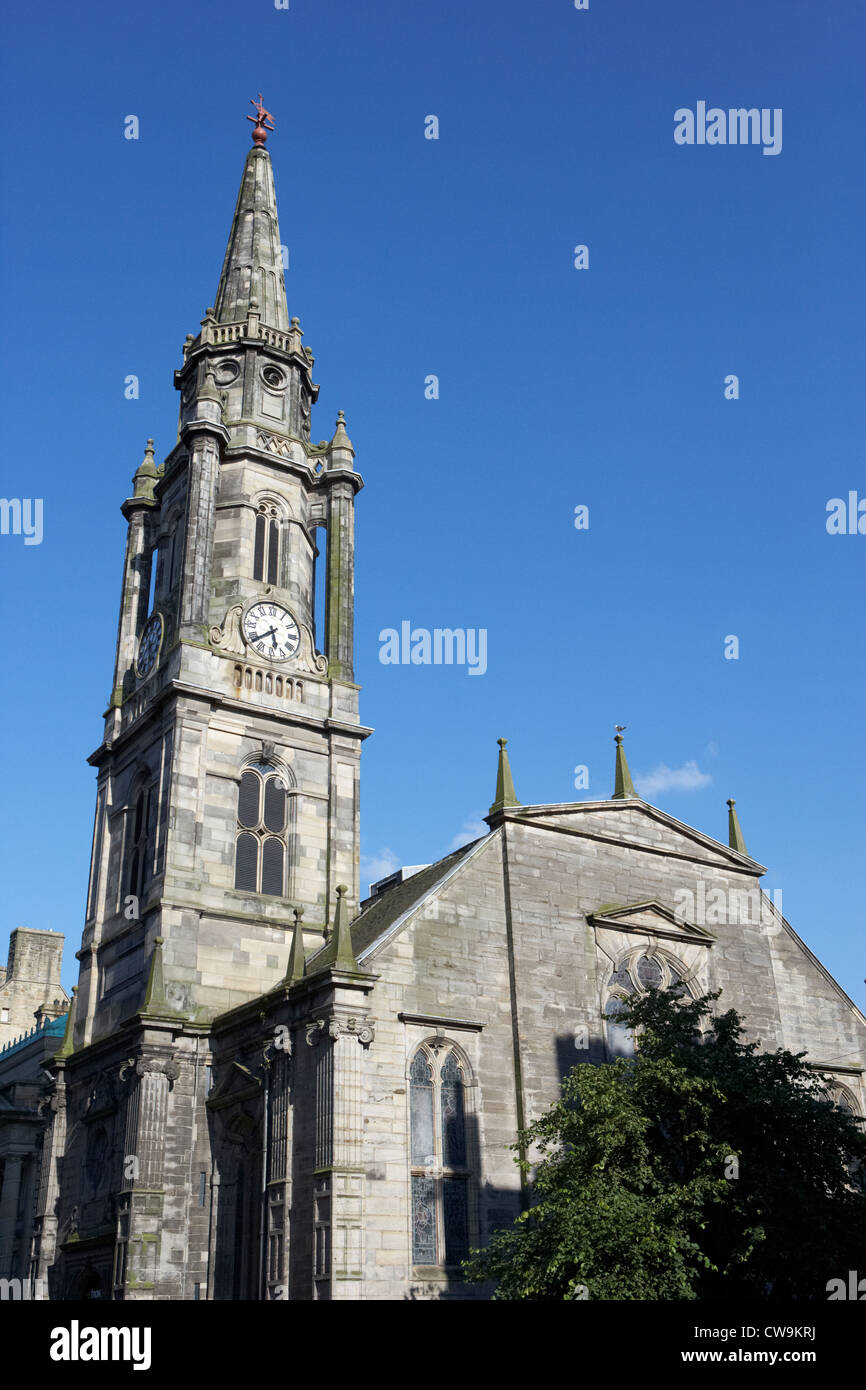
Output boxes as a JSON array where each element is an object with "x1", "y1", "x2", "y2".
[
  {"x1": 588, "y1": 899, "x2": 715, "y2": 945},
  {"x1": 502, "y1": 800, "x2": 766, "y2": 873},
  {"x1": 206, "y1": 1058, "x2": 262, "y2": 1112}
]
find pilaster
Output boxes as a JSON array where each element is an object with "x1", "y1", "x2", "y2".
[
  {"x1": 116, "y1": 1045, "x2": 180, "y2": 1299},
  {"x1": 303, "y1": 988, "x2": 374, "y2": 1300},
  {"x1": 178, "y1": 419, "x2": 229, "y2": 640}
]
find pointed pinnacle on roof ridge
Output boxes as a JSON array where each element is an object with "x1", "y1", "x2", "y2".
[
  {"x1": 332, "y1": 885, "x2": 359, "y2": 971},
  {"x1": 284, "y1": 907, "x2": 306, "y2": 984},
  {"x1": 488, "y1": 737, "x2": 520, "y2": 815},
  {"x1": 611, "y1": 731, "x2": 638, "y2": 799},
  {"x1": 727, "y1": 798, "x2": 748, "y2": 855},
  {"x1": 55, "y1": 986, "x2": 77, "y2": 1059},
  {"x1": 141, "y1": 936, "x2": 172, "y2": 1017}
]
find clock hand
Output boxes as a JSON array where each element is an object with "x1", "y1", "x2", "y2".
[{"x1": 255, "y1": 626, "x2": 278, "y2": 641}]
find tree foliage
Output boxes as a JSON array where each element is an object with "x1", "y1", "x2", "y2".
[{"x1": 463, "y1": 989, "x2": 866, "y2": 1300}]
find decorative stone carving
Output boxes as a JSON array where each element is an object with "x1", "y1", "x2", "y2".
[
  {"x1": 209, "y1": 603, "x2": 246, "y2": 655},
  {"x1": 292, "y1": 622, "x2": 328, "y2": 676},
  {"x1": 119, "y1": 1055, "x2": 180, "y2": 1084},
  {"x1": 306, "y1": 1016, "x2": 374, "y2": 1048},
  {"x1": 214, "y1": 602, "x2": 325, "y2": 674},
  {"x1": 255, "y1": 430, "x2": 305, "y2": 464}
]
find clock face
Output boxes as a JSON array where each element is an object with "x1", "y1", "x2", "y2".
[
  {"x1": 136, "y1": 613, "x2": 163, "y2": 677},
  {"x1": 243, "y1": 601, "x2": 301, "y2": 662}
]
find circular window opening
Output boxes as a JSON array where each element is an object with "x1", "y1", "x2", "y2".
[
  {"x1": 262, "y1": 366, "x2": 286, "y2": 389},
  {"x1": 214, "y1": 360, "x2": 239, "y2": 385},
  {"x1": 636, "y1": 955, "x2": 663, "y2": 989}
]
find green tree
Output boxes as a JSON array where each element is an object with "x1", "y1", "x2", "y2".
[{"x1": 464, "y1": 989, "x2": 866, "y2": 1300}]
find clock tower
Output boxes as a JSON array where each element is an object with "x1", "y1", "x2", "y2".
[{"x1": 75, "y1": 103, "x2": 368, "y2": 1049}]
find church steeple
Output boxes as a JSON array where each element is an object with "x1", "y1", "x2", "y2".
[
  {"x1": 81, "y1": 103, "x2": 367, "y2": 1051},
  {"x1": 174, "y1": 100, "x2": 319, "y2": 445},
  {"x1": 213, "y1": 133, "x2": 289, "y2": 331}
]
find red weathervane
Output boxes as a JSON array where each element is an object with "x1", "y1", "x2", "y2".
[{"x1": 247, "y1": 94, "x2": 275, "y2": 146}]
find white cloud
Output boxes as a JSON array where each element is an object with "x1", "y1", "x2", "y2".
[
  {"x1": 448, "y1": 814, "x2": 488, "y2": 851},
  {"x1": 360, "y1": 847, "x2": 400, "y2": 886},
  {"x1": 706, "y1": 741, "x2": 720, "y2": 759},
  {"x1": 635, "y1": 760, "x2": 712, "y2": 797}
]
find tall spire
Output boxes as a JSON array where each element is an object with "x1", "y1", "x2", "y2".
[
  {"x1": 488, "y1": 738, "x2": 520, "y2": 815},
  {"x1": 213, "y1": 98, "x2": 289, "y2": 331},
  {"x1": 611, "y1": 731, "x2": 637, "y2": 799},
  {"x1": 727, "y1": 798, "x2": 748, "y2": 854}
]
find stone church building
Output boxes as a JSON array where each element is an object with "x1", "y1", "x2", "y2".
[{"x1": 1, "y1": 110, "x2": 864, "y2": 1301}]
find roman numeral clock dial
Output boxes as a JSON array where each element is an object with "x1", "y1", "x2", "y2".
[
  {"x1": 135, "y1": 612, "x2": 164, "y2": 678},
  {"x1": 243, "y1": 601, "x2": 301, "y2": 662}
]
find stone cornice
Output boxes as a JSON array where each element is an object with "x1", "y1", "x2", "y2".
[
  {"x1": 398, "y1": 1012, "x2": 484, "y2": 1032},
  {"x1": 498, "y1": 803, "x2": 767, "y2": 876},
  {"x1": 88, "y1": 677, "x2": 373, "y2": 764},
  {"x1": 179, "y1": 417, "x2": 231, "y2": 448}
]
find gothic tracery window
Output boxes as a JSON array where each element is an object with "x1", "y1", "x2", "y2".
[
  {"x1": 835, "y1": 1087, "x2": 860, "y2": 1117},
  {"x1": 604, "y1": 953, "x2": 689, "y2": 1060},
  {"x1": 410, "y1": 1045, "x2": 472, "y2": 1267},
  {"x1": 234, "y1": 762, "x2": 288, "y2": 896}
]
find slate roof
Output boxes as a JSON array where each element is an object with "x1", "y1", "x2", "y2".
[{"x1": 306, "y1": 839, "x2": 488, "y2": 973}]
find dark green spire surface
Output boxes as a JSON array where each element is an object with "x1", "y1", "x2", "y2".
[
  {"x1": 612, "y1": 734, "x2": 637, "y2": 799},
  {"x1": 727, "y1": 798, "x2": 748, "y2": 854},
  {"x1": 488, "y1": 738, "x2": 520, "y2": 815},
  {"x1": 213, "y1": 145, "x2": 289, "y2": 330}
]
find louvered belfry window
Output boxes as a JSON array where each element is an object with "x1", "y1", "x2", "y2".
[
  {"x1": 234, "y1": 763, "x2": 287, "y2": 896},
  {"x1": 253, "y1": 506, "x2": 281, "y2": 585},
  {"x1": 126, "y1": 786, "x2": 152, "y2": 901}
]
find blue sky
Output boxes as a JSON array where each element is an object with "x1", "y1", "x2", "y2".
[{"x1": 0, "y1": 0, "x2": 863, "y2": 1008}]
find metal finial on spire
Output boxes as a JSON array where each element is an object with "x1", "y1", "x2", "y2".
[{"x1": 247, "y1": 94, "x2": 275, "y2": 146}]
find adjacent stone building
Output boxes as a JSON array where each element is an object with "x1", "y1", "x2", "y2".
[
  {"x1": 0, "y1": 928, "x2": 68, "y2": 1049},
  {"x1": 1, "y1": 111, "x2": 863, "y2": 1300},
  {"x1": 0, "y1": 930, "x2": 69, "y2": 1285}
]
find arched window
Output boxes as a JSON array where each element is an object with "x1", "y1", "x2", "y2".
[
  {"x1": 234, "y1": 762, "x2": 288, "y2": 896},
  {"x1": 835, "y1": 1087, "x2": 860, "y2": 1117},
  {"x1": 125, "y1": 784, "x2": 153, "y2": 902},
  {"x1": 167, "y1": 514, "x2": 185, "y2": 593},
  {"x1": 603, "y1": 953, "x2": 689, "y2": 1060},
  {"x1": 253, "y1": 503, "x2": 281, "y2": 585},
  {"x1": 409, "y1": 1045, "x2": 472, "y2": 1267}
]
